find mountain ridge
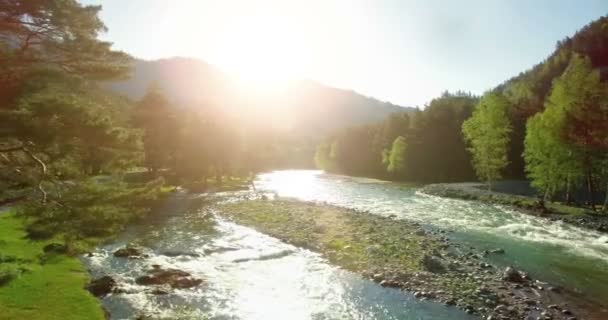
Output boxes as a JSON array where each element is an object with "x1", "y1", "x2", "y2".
[{"x1": 106, "y1": 57, "x2": 413, "y2": 134}]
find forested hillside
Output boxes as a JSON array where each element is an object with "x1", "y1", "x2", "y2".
[
  {"x1": 315, "y1": 91, "x2": 477, "y2": 181},
  {"x1": 316, "y1": 16, "x2": 608, "y2": 208}
]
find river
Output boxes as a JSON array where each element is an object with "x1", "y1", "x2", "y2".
[{"x1": 84, "y1": 170, "x2": 608, "y2": 319}]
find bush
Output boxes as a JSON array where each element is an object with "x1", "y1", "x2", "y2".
[
  {"x1": 18, "y1": 177, "x2": 165, "y2": 245},
  {"x1": 0, "y1": 265, "x2": 22, "y2": 286}
]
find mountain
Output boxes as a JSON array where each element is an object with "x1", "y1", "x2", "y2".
[{"x1": 106, "y1": 58, "x2": 412, "y2": 135}]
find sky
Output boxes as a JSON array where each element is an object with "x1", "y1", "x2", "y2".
[{"x1": 82, "y1": 0, "x2": 607, "y2": 107}]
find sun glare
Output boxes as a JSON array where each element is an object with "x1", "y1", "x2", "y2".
[{"x1": 211, "y1": 11, "x2": 310, "y2": 92}]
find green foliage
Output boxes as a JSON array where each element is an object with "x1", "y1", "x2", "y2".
[
  {"x1": 0, "y1": 0, "x2": 137, "y2": 204},
  {"x1": 133, "y1": 85, "x2": 178, "y2": 173},
  {"x1": 386, "y1": 136, "x2": 407, "y2": 177},
  {"x1": 462, "y1": 92, "x2": 512, "y2": 188},
  {"x1": 0, "y1": 0, "x2": 131, "y2": 98},
  {"x1": 314, "y1": 142, "x2": 334, "y2": 172},
  {"x1": 523, "y1": 54, "x2": 608, "y2": 203},
  {"x1": 315, "y1": 92, "x2": 477, "y2": 182},
  {"x1": 524, "y1": 113, "x2": 581, "y2": 198},
  {"x1": 19, "y1": 178, "x2": 164, "y2": 242}
]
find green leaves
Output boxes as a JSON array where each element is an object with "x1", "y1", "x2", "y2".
[
  {"x1": 523, "y1": 54, "x2": 608, "y2": 203},
  {"x1": 386, "y1": 136, "x2": 407, "y2": 176},
  {"x1": 19, "y1": 177, "x2": 164, "y2": 240},
  {"x1": 462, "y1": 92, "x2": 512, "y2": 188}
]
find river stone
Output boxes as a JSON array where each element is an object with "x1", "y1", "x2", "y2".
[
  {"x1": 502, "y1": 266, "x2": 525, "y2": 283},
  {"x1": 113, "y1": 246, "x2": 142, "y2": 258},
  {"x1": 490, "y1": 248, "x2": 505, "y2": 254},
  {"x1": 87, "y1": 276, "x2": 116, "y2": 297},
  {"x1": 150, "y1": 284, "x2": 171, "y2": 295},
  {"x1": 135, "y1": 267, "x2": 203, "y2": 289},
  {"x1": 422, "y1": 255, "x2": 446, "y2": 273}
]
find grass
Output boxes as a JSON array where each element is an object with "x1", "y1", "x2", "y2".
[
  {"x1": 0, "y1": 210, "x2": 105, "y2": 320},
  {"x1": 183, "y1": 176, "x2": 253, "y2": 193}
]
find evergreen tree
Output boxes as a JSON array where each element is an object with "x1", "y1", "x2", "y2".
[
  {"x1": 133, "y1": 85, "x2": 177, "y2": 174},
  {"x1": 0, "y1": 0, "x2": 130, "y2": 102}
]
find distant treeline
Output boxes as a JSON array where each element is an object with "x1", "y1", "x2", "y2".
[
  {"x1": 315, "y1": 91, "x2": 478, "y2": 182},
  {"x1": 316, "y1": 16, "x2": 608, "y2": 208},
  {"x1": 132, "y1": 84, "x2": 318, "y2": 185}
]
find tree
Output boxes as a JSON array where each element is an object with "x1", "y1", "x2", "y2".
[
  {"x1": 523, "y1": 111, "x2": 582, "y2": 201},
  {"x1": 462, "y1": 92, "x2": 512, "y2": 189},
  {"x1": 175, "y1": 111, "x2": 211, "y2": 184},
  {"x1": 0, "y1": 0, "x2": 132, "y2": 203},
  {"x1": 0, "y1": 0, "x2": 130, "y2": 102},
  {"x1": 0, "y1": 70, "x2": 139, "y2": 202},
  {"x1": 314, "y1": 142, "x2": 334, "y2": 171},
  {"x1": 559, "y1": 55, "x2": 608, "y2": 207},
  {"x1": 525, "y1": 54, "x2": 608, "y2": 207},
  {"x1": 133, "y1": 85, "x2": 177, "y2": 174},
  {"x1": 386, "y1": 136, "x2": 407, "y2": 178}
]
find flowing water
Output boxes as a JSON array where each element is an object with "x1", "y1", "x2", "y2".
[{"x1": 84, "y1": 170, "x2": 608, "y2": 319}]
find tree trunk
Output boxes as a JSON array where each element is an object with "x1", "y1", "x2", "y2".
[
  {"x1": 565, "y1": 175, "x2": 571, "y2": 204},
  {"x1": 216, "y1": 169, "x2": 223, "y2": 185},
  {"x1": 587, "y1": 172, "x2": 595, "y2": 210},
  {"x1": 602, "y1": 181, "x2": 608, "y2": 213}
]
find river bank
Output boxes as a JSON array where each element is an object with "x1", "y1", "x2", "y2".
[
  {"x1": 0, "y1": 210, "x2": 106, "y2": 320},
  {"x1": 421, "y1": 182, "x2": 608, "y2": 233},
  {"x1": 218, "y1": 198, "x2": 591, "y2": 320}
]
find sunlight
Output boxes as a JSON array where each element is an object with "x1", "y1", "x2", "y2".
[{"x1": 211, "y1": 11, "x2": 310, "y2": 92}]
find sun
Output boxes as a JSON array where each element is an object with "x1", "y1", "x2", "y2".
[{"x1": 212, "y1": 12, "x2": 310, "y2": 92}]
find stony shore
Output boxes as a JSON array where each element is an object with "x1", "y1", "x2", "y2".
[
  {"x1": 421, "y1": 183, "x2": 608, "y2": 234},
  {"x1": 218, "y1": 199, "x2": 590, "y2": 320}
]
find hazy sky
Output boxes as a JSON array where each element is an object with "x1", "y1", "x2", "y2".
[{"x1": 82, "y1": 0, "x2": 607, "y2": 107}]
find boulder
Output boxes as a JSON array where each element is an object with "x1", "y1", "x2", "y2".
[
  {"x1": 422, "y1": 255, "x2": 446, "y2": 273},
  {"x1": 136, "y1": 267, "x2": 203, "y2": 289},
  {"x1": 502, "y1": 266, "x2": 525, "y2": 283},
  {"x1": 149, "y1": 284, "x2": 171, "y2": 295},
  {"x1": 113, "y1": 246, "x2": 142, "y2": 258},
  {"x1": 87, "y1": 276, "x2": 116, "y2": 297}
]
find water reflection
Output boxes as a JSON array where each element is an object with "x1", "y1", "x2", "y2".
[{"x1": 84, "y1": 198, "x2": 474, "y2": 320}]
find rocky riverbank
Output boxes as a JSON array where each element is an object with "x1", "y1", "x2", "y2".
[
  {"x1": 421, "y1": 183, "x2": 608, "y2": 234},
  {"x1": 218, "y1": 199, "x2": 593, "y2": 320}
]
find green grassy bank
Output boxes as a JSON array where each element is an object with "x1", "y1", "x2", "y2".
[{"x1": 0, "y1": 210, "x2": 105, "y2": 320}]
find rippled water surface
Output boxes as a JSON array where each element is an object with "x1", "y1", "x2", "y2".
[
  {"x1": 85, "y1": 170, "x2": 608, "y2": 319},
  {"x1": 255, "y1": 171, "x2": 608, "y2": 303}
]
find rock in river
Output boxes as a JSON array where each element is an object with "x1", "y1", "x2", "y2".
[
  {"x1": 422, "y1": 254, "x2": 447, "y2": 273},
  {"x1": 502, "y1": 266, "x2": 525, "y2": 283},
  {"x1": 135, "y1": 266, "x2": 203, "y2": 289},
  {"x1": 113, "y1": 246, "x2": 142, "y2": 258},
  {"x1": 87, "y1": 276, "x2": 116, "y2": 297}
]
